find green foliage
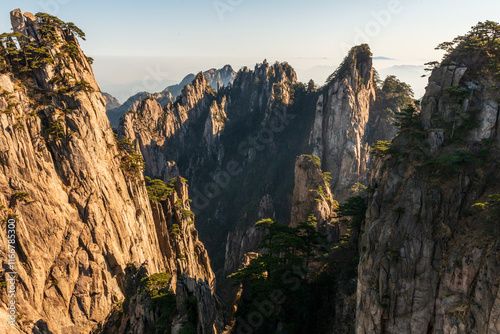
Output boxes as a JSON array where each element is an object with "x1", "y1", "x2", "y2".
[
  {"x1": 140, "y1": 272, "x2": 171, "y2": 295},
  {"x1": 184, "y1": 296, "x2": 198, "y2": 325},
  {"x1": 371, "y1": 75, "x2": 415, "y2": 132},
  {"x1": 335, "y1": 196, "x2": 367, "y2": 230},
  {"x1": 436, "y1": 20, "x2": 500, "y2": 80},
  {"x1": 152, "y1": 292, "x2": 177, "y2": 333},
  {"x1": 326, "y1": 44, "x2": 372, "y2": 83},
  {"x1": 472, "y1": 202, "x2": 486, "y2": 210},
  {"x1": 469, "y1": 194, "x2": 500, "y2": 237},
  {"x1": 140, "y1": 272, "x2": 177, "y2": 328},
  {"x1": 36, "y1": 13, "x2": 86, "y2": 42},
  {"x1": 443, "y1": 84, "x2": 470, "y2": 103},
  {"x1": 322, "y1": 172, "x2": 332, "y2": 185},
  {"x1": 381, "y1": 75, "x2": 414, "y2": 99},
  {"x1": 423, "y1": 61, "x2": 441, "y2": 75},
  {"x1": 0, "y1": 13, "x2": 88, "y2": 78},
  {"x1": 181, "y1": 208, "x2": 195, "y2": 219},
  {"x1": 370, "y1": 140, "x2": 392, "y2": 157},
  {"x1": 48, "y1": 119, "x2": 65, "y2": 141},
  {"x1": 117, "y1": 138, "x2": 145, "y2": 179},
  {"x1": 301, "y1": 154, "x2": 321, "y2": 167},
  {"x1": 0, "y1": 90, "x2": 19, "y2": 114},
  {"x1": 171, "y1": 224, "x2": 181, "y2": 237},
  {"x1": 145, "y1": 176, "x2": 173, "y2": 201},
  {"x1": 393, "y1": 104, "x2": 420, "y2": 132},
  {"x1": 229, "y1": 216, "x2": 328, "y2": 330},
  {"x1": 425, "y1": 150, "x2": 474, "y2": 171},
  {"x1": 307, "y1": 79, "x2": 316, "y2": 92},
  {"x1": 13, "y1": 192, "x2": 29, "y2": 199}
]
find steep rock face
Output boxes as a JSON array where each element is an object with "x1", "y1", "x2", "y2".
[
  {"x1": 102, "y1": 92, "x2": 120, "y2": 111},
  {"x1": 120, "y1": 60, "x2": 303, "y2": 308},
  {"x1": 0, "y1": 10, "x2": 221, "y2": 334},
  {"x1": 120, "y1": 73, "x2": 220, "y2": 183},
  {"x1": 107, "y1": 66, "x2": 236, "y2": 128},
  {"x1": 356, "y1": 55, "x2": 500, "y2": 332},
  {"x1": 290, "y1": 155, "x2": 339, "y2": 237},
  {"x1": 203, "y1": 65, "x2": 237, "y2": 90},
  {"x1": 105, "y1": 178, "x2": 223, "y2": 334},
  {"x1": 203, "y1": 97, "x2": 228, "y2": 151},
  {"x1": 107, "y1": 90, "x2": 174, "y2": 128},
  {"x1": 309, "y1": 44, "x2": 376, "y2": 202}
]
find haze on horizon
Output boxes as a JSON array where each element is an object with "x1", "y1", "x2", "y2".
[{"x1": 1, "y1": 0, "x2": 499, "y2": 102}]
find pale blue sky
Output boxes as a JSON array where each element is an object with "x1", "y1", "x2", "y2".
[{"x1": 0, "y1": 0, "x2": 499, "y2": 101}]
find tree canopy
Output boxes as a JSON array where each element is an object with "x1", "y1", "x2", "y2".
[
  {"x1": 436, "y1": 20, "x2": 500, "y2": 79},
  {"x1": 228, "y1": 216, "x2": 329, "y2": 332}
]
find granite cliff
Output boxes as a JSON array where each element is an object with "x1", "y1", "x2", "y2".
[
  {"x1": 0, "y1": 9, "x2": 222, "y2": 334},
  {"x1": 356, "y1": 23, "x2": 500, "y2": 333},
  {"x1": 107, "y1": 66, "x2": 236, "y2": 129}
]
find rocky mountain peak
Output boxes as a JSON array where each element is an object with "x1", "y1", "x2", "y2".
[
  {"x1": 290, "y1": 155, "x2": 338, "y2": 237},
  {"x1": 102, "y1": 92, "x2": 120, "y2": 110},
  {"x1": 310, "y1": 44, "x2": 376, "y2": 202},
  {"x1": 0, "y1": 9, "x2": 222, "y2": 333},
  {"x1": 356, "y1": 22, "x2": 500, "y2": 333},
  {"x1": 7, "y1": 9, "x2": 99, "y2": 94}
]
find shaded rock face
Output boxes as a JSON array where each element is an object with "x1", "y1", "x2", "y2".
[
  {"x1": 100, "y1": 178, "x2": 223, "y2": 334},
  {"x1": 356, "y1": 56, "x2": 500, "y2": 332},
  {"x1": 119, "y1": 60, "x2": 302, "y2": 265},
  {"x1": 0, "y1": 9, "x2": 221, "y2": 334},
  {"x1": 309, "y1": 44, "x2": 377, "y2": 202},
  {"x1": 120, "y1": 73, "x2": 221, "y2": 183}
]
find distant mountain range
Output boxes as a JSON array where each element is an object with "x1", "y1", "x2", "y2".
[{"x1": 105, "y1": 65, "x2": 236, "y2": 127}]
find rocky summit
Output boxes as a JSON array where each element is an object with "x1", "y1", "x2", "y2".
[{"x1": 0, "y1": 7, "x2": 499, "y2": 334}]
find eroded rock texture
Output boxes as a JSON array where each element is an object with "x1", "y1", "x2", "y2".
[
  {"x1": 0, "y1": 9, "x2": 222, "y2": 334},
  {"x1": 356, "y1": 57, "x2": 500, "y2": 333}
]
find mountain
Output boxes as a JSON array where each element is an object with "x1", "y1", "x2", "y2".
[
  {"x1": 118, "y1": 44, "x2": 412, "y2": 332},
  {"x1": 106, "y1": 66, "x2": 236, "y2": 128},
  {"x1": 102, "y1": 92, "x2": 120, "y2": 110},
  {"x1": 119, "y1": 43, "x2": 408, "y2": 266},
  {"x1": 356, "y1": 28, "x2": 500, "y2": 333},
  {"x1": 2, "y1": 7, "x2": 498, "y2": 334},
  {"x1": 0, "y1": 9, "x2": 222, "y2": 334}
]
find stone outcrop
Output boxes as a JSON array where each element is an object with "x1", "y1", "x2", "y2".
[
  {"x1": 309, "y1": 44, "x2": 376, "y2": 202},
  {"x1": 290, "y1": 155, "x2": 340, "y2": 238},
  {"x1": 102, "y1": 92, "x2": 120, "y2": 111},
  {"x1": 356, "y1": 49, "x2": 500, "y2": 333},
  {"x1": 107, "y1": 90, "x2": 174, "y2": 128},
  {"x1": 203, "y1": 65, "x2": 237, "y2": 91},
  {"x1": 0, "y1": 9, "x2": 221, "y2": 334},
  {"x1": 107, "y1": 66, "x2": 236, "y2": 128},
  {"x1": 120, "y1": 73, "x2": 220, "y2": 183},
  {"x1": 98, "y1": 178, "x2": 223, "y2": 334}
]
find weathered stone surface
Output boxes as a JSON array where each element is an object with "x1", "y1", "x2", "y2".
[
  {"x1": 101, "y1": 92, "x2": 120, "y2": 111},
  {"x1": 356, "y1": 56, "x2": 500, "y2": 334},
  {"x1": 114, "y1": 179, "x2": 224, "y2": 334},
  {"x1": 290, "y1": 155, "x2": 338, "y2": 238},
  {"x1": 309, "y1": 45, "x2": 377, "y2": 202},
  {"x1": 0, "y1": 10, "x2": 222, "y2": 334}
]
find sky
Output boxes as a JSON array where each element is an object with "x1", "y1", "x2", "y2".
[{"x1": 0, "y1": 0, "x2": 499, "y2": 102}]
